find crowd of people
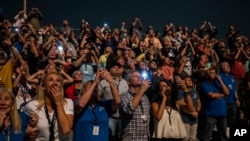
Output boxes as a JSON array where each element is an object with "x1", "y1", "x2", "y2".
[{"x1": 0, "y1": 8, "x2": 250, "y2": 141}]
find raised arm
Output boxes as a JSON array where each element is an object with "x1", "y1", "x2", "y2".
[
  {"x1": 75, "y1": 71, "x2": 101, "y2": 112},
  {"x1": 151, "y1": 92, "x2": 168, "y2": 121},
  {"x1": 101, "y1": 70, "x2": 120, "y2": 111}
]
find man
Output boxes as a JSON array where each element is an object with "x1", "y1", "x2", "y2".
[
  {"x1": 119, "y1": 71, "x2": 151, "y2": 141},
  {"x1": 200, "y1": 68, "x2": 229, "y2": 141},
  {"x1": 218, "y1": 61, "x2": 240, "y2": 139},
  {"x1": 176, "y1": 76, "x2": 201, "y2": 141},
  {"x1": 98, "y1": 63, "x2": 129, "y2": 141}
]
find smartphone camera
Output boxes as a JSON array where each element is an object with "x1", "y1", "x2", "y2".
[
  {"x1": 99, "y1": 63, "x2": 105, "y2": 70},
  {"x1": 141, "y1": 71, "x2": 148, "y2": 80},
  {"x1": 57, "y1": 45, "x2": 64, "y2": 54},
  {"x1": 13, "y1": 27, "x2": 19, "y2": 32}
]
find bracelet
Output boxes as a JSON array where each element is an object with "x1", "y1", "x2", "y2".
[{"x1": 184, "y1": 91, "x2": 190, "y2": 95}]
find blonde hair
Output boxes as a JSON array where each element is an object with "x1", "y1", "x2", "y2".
[
  {"x1": 34, "y1": 72, "x2": 65, "y2": 110},
  {"x1": 0, "y1": 88, "x2": 22, "y2": 132}
]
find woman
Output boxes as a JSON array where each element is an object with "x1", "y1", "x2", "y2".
[
  {"x1": 99, "y1": 46, "x2": 113, "y2": 68},
  {"x1": 27, "y1": 63, "x2": 74, "y2": 85},
  {"x1": 151, "y1": 80, "x2": 186, "y2": 141},
  {"x1": 0, "y1": 88, "x2": 39, "y2": 141},
  {"x1": 73, "y1": 69, "x2": 120, "y2": 141},
  {"x1": 23, "y1": 72, "x2": 74, "y2": 141}
]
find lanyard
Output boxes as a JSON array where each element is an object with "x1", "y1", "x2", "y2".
[
  {"x1": 166, "y1": 107, "x2": 172, "y2": 125},
  {"x1": 2, "y1": 122, "x2": 10, "y2": 141},
  {"x1": 44, "y1": 105, "x2": 56, "y2": 141},
  {"x1": 91, "y1": 105, "x2": 98, "y2": 124}
]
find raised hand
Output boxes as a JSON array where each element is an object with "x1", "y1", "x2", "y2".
[
  {"x1": 101, "y1": 69, "x2": 113, "y2": 82},
  {"x1": 29, "y1": 113, "x2": 39, "y2": 128},
  {"x1": 25, "y1": 124, "x2": 39, "y2": 140},
  {"x1": 50, "y1": 84, "x2": 64, "y2": 106},
  {"x1": 140, "y1": 79, "x2": 151, "y2": 92},
  {"x1": 0, "y1": 111, "x2": 6, "y2": 128}
]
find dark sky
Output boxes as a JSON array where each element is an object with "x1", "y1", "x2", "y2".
[{"x1": 1, "y1": 0, "x2": 250, "y2": 39}]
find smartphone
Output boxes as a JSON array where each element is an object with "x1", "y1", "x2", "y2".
[
  {"x1": 13, "y1": 27, "x2": 19, "y2": 32},
  {"x1": 99, "y1": 63, "x2": 105, "y2": 70},
  {"x1": 141, "y1": 71, "x2": 148, "y2": 80}
]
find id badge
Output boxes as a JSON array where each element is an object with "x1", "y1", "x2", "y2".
[
  {"x1": 168, "y1": 125, "x2": 174, "y2": 133},
  {"x1": 141, "y1": 115, "x2": 147, "y2": 122},
  {"x1": 93, "y1": 126, "x2": 99, "y2": 135}
]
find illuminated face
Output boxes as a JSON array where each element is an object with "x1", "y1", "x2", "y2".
[
  {"x1": 208, "y1": 69, "x2": 216, "y2": 80},
  {"x1": 128, "y1": 72, "x2": 142, "y2": 86},
  {"x1": 110, "y1": 65, "x2": 123, "y2": 76},
  {"x1": 73, "y1": 71, "x2": 83, "y2": 81},
  {"x1": 159, "y1": 81, "x2": 171, "y2": 93},
  {"x1": 117, "y1": 57, "x2": 125, "y2": 66},
  {"x1": 46, "y1": 64, "x2": 57, "y2": 73},
  {"x1": 221, "y1": 62, "x2": 230, "y2": 74},
  {"x1": 65, "y1": 50, "x2": 73, "y2": 58},
  {"x1": 48, "y1": 49, "x2": 56, "y2": 59},
  {"x1": 0, "y1": 91, "x2": 13, "y2": 115},
  {"x1": 44, "y1": 73, "x2": 62, "y2": 95}
]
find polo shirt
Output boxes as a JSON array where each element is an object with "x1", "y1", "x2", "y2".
[
  {"x1": 0, "y1": 112, "x2": 29, "y2": 141},
  {"x1": 201, "y1": 81, "x2": 227, "y2": 117},
  {"x1": 73, "y1": 100, "x2": 113, "y2": 141}
]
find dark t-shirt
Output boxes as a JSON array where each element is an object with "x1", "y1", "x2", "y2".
[{"x1": 21, "y1": 51, "x2": 39, "y2": 75}]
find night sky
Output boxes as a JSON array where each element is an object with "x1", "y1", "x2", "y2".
[{"x1": 1, "y1": 0, "x2": 250, "y2": 39}]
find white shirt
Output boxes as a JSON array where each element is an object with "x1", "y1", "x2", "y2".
[{"x1": 23, "y1": 99, "x2": 74, "y2": 141}]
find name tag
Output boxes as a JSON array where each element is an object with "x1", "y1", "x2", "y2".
[
  {"x1": 93, "y1": 126, "x2": 99, "y2": 135},
  {"x1": 169, "y1": 125, "x2": 174, "y2": 133}
]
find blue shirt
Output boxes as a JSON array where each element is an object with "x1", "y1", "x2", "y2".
[
  {"x1": 73, "y1": 100, "x2": 113, "y2": 141},
  {"x1": 201, "y1": 81, "x2": 227, "y2": 117},
  {"x1": 0, "y1": 112, "x2": 29, "y2": 141},
  {"x1": 80, "y1": 63, "x2": 96, "y2": 83},
  {"x1": 176, "y1": 89, "x2": 199, "y2": 124},
  {"x1": 218, "y1": 72, "x2": 237, "y2": 104}
]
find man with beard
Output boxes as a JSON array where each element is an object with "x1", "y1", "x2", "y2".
[{"x1": 119, "y1": 71, "x2": 151, "y2": 141}]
